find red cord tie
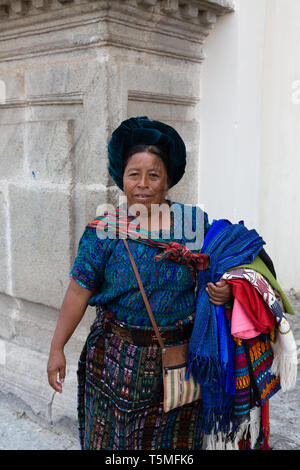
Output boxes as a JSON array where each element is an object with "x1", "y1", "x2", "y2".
[{"x1": 154, "y1": 241, "x2": 210, "y2": 273}]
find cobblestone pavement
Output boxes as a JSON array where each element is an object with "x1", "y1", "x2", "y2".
[{"x1": 0, "y1": 294, "x2": 299, "y2": 451}]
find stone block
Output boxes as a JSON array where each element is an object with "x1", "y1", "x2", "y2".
[
  {"x1": 0, "y1": 294, "x2": 16, "y2": 341},
  {"x1": 167, "y1": 119, "x2": 200, "y2": 205},
  {"x1": 127, "y1": 99, "x2": 194, "y2": 125},
  {"x1": 10, "y1": 0, "x2": 23, "y2": 14},
  {"x1": 0, "y1": 340, "x2": 78, "y2": 422},
  {"x1": 9, "y1": 184, "x2": 72, "y2": 309},
  {"x1": 25, "y1": 120, "x2": 74, "y2": 183},
  {"x1": 0, "y1": 186, "x2": 9, "y2": 294},
  {"x1": 181, "y1": 4, "x2": 199, "y2": 19},
  {"x1": 10, "y1": 297, "x2": 91, "y2": 367},
  {"x1": 25, "y1": 60, "x2": 100, "y2": 98},
  {"x1": 0, "y1": 338, "x2": 5, "y2": 365},
  {"x1": 139, "y1": 0, "x2": 157, "y2": 6},
  {"x1": 0, "y1": 69, "x2": 24, "y2": 101},
  {"x1": 10, "y1": 299, "x2": 60, "y2": 353},
  {"x1": 161, "y1": 0, "x2": 178, "y2": 14},
  {"x1": 27, "y1": 61, "x2": 111, "y2": 186},
  {"x1": 124, "y1": 62, "x2": 200, "y2": 99},
  {"x1": 31, "y1": 0, "x2": 45, "y2": 9},
  {"x1": 200, "y1": 11, "x2": 217, "y2": 25},
  {"x1": 0, "y1": 78, "x2": 5, "y2": 103},
  {"x1": 72, "y1": 185, "x2": 108, "y2": 239},
  {"x1": 77, "y1": 63, "x2": 110, "y2": 185},
  {"x1": 0, "y1": 123, "x2": 24, "y2": 180}
]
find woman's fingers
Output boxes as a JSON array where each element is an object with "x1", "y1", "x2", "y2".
[
  {"x1": 59, "y1": 365, "x2": 65, "y2": 384},
  {"x1": 206, "y1": 281, "x2": 232, "y2": 304},
  {"x1": 206, "y1": 283, "x2": 228, "y2": 299},
  {"x1": 47, "y1": 350, "x2": 66, "y2": 393},
  {"x1": 48, "y1": 370, "x2": 63, "y2": 393},
  {"x1": 207, "y1": 280, "x2": 228, "y2": 292}
]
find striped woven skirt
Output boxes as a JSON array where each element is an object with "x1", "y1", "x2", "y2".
[{"x1": 77, "y1": 307, "x2": 204, "y2": 450}]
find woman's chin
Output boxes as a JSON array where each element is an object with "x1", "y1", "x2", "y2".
[
  {"x1": 128, "y1": 196, "x2": 167, "y2": 214},
  {"x1": 131, "y1": 197, "x2": 153, "y2": 211}
]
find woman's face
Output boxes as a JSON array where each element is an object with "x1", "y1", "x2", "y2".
[{"x1": 123, "y1": 151, "x2": 169, "y2": 213}]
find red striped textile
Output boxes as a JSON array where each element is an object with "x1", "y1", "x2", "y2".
[{"x1": 87, "y1": 209, "x2": 209, "y2": 281}]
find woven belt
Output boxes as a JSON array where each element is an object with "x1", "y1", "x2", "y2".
[{"x1": 103, "y1": 321, "x2": 193, "y2": 347}]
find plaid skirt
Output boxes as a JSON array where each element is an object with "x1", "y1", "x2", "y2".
[{"x1": 77, "y1": 307, "x2": 204, "y2": 450}]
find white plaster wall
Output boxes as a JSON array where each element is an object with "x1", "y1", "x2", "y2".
[
  {"x1": 200, "y1": 0, "x2": 300, "y2": 291},
  {"x1": 199, "y1": 0, "x2": 267, "y2": 227},
  {"x1": 259, "y1": 0, "x2": 300, "y2": 291}
]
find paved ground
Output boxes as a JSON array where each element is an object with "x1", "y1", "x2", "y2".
[
  {"x1": 0, "y1": 293, "x2": 299, "y2": 451},
  {"x1": 0, "y1": 391, "x2": 80, "y2": 450}
]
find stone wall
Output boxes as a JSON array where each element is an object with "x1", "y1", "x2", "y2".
[{"x1": 0, "y1": 0, "x2": 234, "y2": 426}]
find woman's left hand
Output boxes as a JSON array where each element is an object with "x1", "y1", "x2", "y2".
[{"x1": 205, "y1": 279, "x2": 233, "y2": 306}]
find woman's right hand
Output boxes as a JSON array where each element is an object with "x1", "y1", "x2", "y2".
[
  {"x1": 46, "y1": 279, "x2": 93, "y2": 393},
  {"x1": 47, "y1": 349, "x2": 66, "y2": 394}
]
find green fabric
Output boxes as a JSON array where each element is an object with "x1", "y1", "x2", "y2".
[{"x1": 229, "y1": 255, "x2": 295, "y2": 316}]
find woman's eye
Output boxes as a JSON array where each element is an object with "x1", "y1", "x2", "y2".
[{"x1": 127, "y1": 172, "x2": 159, "y2": 178}]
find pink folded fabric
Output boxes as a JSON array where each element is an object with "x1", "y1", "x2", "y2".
[{"x1": 231, "y1": 298, "x2": 261, "y2": 339}]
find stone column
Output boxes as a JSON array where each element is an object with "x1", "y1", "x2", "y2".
[{"x1": 0, "y1": 0, "x2": 234, "y2": 425}]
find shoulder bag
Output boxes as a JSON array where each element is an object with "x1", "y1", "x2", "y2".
[{"x1": 123, "y1": 239, "x2": 202, "y2": 413}]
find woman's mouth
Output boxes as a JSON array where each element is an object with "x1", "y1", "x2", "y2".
[{"x1": 134, "y1": 194, "x2": 152, "y2": 200}]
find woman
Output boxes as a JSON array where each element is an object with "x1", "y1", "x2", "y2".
[{"x1": 47, "y1": 117, "x2": 296, "y2": 450}]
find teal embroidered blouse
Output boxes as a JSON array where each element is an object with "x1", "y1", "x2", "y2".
[{"x1": 69, "y1": 201, "x2": 209, "y2": 326}]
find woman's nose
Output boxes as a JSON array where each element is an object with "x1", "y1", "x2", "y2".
[{"x1": 137, "y1": 175, "x2": 149, "y2": 188}]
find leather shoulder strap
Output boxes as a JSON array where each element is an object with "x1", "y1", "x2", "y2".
[{"x1": 123, "y1": 239, "x2": 165, "y2": 349}]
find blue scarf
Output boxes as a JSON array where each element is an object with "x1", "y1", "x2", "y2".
[
  {"x1": 187, "y1": 219, "x2": 265, "y2": 390},
  {"x1": 186, "y1": 219, "x2": 265, "y2": 433}
]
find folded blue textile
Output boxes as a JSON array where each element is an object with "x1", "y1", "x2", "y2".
[
  {"x1": 185, "y1": 219, "x2": 265, "y2": 434},
  {"x1": 186, "y1": 218, "x2": 264, "y2": 390}
]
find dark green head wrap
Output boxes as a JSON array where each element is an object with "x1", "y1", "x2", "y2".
[{"x1": 108, "y1": 116, "x2": 186, "y2": 190}]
